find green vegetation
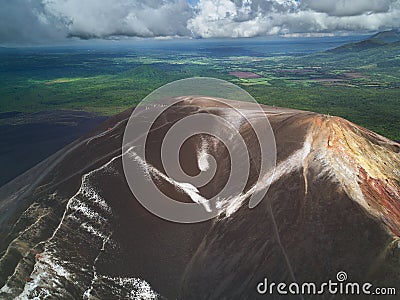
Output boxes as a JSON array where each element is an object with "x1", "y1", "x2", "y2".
[{"x1": 0, "y1": 37, "x2": 399, "y2": 141}]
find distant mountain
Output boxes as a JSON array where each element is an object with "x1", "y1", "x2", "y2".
[
  {"x1": 329, "y1": 29, "x2": 400, "y2": 53},
  {"x1": 370, "y1": 29, "x2": 400, "y2": 43}
]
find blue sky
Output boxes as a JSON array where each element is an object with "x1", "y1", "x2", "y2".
[{"x1": 187, "y1": 0, "x2": 199, "y2": 5}]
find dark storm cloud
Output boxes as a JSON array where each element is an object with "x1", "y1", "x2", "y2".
[
  {"x1": 43, "y1": 0, "x2": 193, "y2": 39},
  {"x1": 0, "y1": 0, "x2": 66, "y2": 45},
  {"x1": 0, "y1": 0, "x2": 399, "y2": 44},
  {"x1": 301, "y1": 0, "x2": 396, "y2": 17}
]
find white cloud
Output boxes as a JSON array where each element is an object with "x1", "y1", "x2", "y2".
[
  {"x1": 188, "y1": 0, "x2": 400, "y2": 38},
  {"x1": 188, "y1": 0, "x2": 299, "y2": 37},
  {"x1": 0, "y1": 0, "x2": 399, "y2": 44}
]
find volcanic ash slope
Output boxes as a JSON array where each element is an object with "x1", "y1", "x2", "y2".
[{"x1": 0, "y1": 97, "x2": 399, "y2": 299}]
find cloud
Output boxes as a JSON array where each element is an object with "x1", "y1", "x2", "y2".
[
  {"x1": 0, "y1": 0, "x2": 66, "y2": 45},
  {"x1": 301, "y1": 0, "x2": 396, "y2": 17},
  {"x1": 0, "y1": 0, "x2": 400, "y2": 44},
  {"x1": 188, "y1": 0, "x2": 300, "y2": 37},
  {"x1": 43, "y1": 0, "x2": 192, "y2": 38},
  {"x1": 188, "y1": 0, "x2": 400, "y2": 38}
]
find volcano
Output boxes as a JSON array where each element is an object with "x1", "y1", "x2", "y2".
[{"x1": 0, "y1": 97, "x2": 399, "y2": 299}]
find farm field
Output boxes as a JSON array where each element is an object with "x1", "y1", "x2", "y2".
[{"x1": 0, "y1": 35, "x2": 399, "y2": 140}]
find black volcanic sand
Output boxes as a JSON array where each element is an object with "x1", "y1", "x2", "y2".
[
  {"x1": 0, "y1": 110, "x2": 107, "y2": 187},
  {"x1": 0, "y1": 98, "x2": 399, "y2": 299}
]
